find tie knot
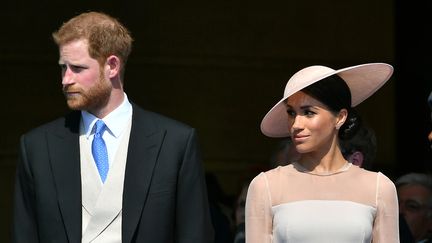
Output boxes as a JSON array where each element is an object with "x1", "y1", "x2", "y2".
[{"x1": 94, "y1": 120, "x2": 106, "y2": 136}]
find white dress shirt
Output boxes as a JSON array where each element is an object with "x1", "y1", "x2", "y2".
[{"x1": 81, "y1": 93, "x2": 133, "y2": 168}]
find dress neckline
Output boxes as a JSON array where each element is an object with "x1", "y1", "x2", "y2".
[{"x1": 292, "y1": 161, "x2": 352, "y2": 176}]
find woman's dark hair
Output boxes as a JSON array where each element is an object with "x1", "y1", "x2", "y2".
[
  {"x1": 302, "y1": 74, "x2": 362, "y2": 140},
  {"x1": 339, "y1": 124, "x2": 377, "y2": 169}
]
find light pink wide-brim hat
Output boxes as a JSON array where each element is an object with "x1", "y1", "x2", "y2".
[{"x1": 261, "y1": 63, "x2": 394, "y2": 138}]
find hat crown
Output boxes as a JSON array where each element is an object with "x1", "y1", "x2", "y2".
[{"x1": 284, "y1": 65, "x2": 336, "y2": 98}]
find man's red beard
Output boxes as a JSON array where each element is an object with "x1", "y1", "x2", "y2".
[{"x1": 63, "y1": 75, "x2": 112, "y2": 112}]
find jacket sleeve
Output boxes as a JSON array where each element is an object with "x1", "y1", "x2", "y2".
[
  {"x1": 12, "y1": 135, "x2": 39, "y2": 243},
  {"x1": 175, "y1": 128, "x2": 215, "y2": 243}
]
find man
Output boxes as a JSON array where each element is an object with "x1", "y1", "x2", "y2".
[
  {"x1": 396, "y1": 173, "x2": 432, "y2": 243},
  {"x1": 12, "y1": 12, "x2": 214, "y2": 243}
]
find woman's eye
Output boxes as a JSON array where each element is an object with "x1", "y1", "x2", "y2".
[
  {"x1": 304, "y1": 110, "x2": 315, "y2": 116},
  {"x1": 286, "y1": 110, "x2": 296, "y2": 117}
]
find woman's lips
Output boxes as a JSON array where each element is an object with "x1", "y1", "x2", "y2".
[{"x1": 293, "y1": 134, "x2": 309, "y2": 142}]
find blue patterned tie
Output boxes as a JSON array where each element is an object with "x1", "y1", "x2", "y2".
[{"x1": 92, "y1": 120, "x2": 109, "y2": 183}]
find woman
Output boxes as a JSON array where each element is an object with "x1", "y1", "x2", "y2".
[{"x1": 245, "y1": 63, "x2": 399, "y2": 242}]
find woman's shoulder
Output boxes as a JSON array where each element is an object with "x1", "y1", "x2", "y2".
[
  {"x1": 351, "y1": 166, "x2": 396, "y2": 190},
  {"x1": 249, "y1": 165, "x2": 295, "y2": 187},
  {"x1": 376, "y1": 171, "x2": 397, "y2": 192},
  {"x1": 263, "y1": 164, "x2": 297, "y2": 178}
]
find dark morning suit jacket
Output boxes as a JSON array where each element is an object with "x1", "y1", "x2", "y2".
[
  {"x1": 399, "y1": 215, "x2": 415, "y2": 243},
  {"x1": 12, "y1": 104, "x2": 215, "y2": 243}
]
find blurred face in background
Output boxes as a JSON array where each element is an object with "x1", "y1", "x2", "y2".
[
  {"x1": 398, "y1": 184, "x2": 432, "y2": 241},
  {"x1": 428, "y1": 129, "x2": 432, "y2": 148},
  {"x1": 428, "y1": 109, "x2": 432, "y2": 147}
]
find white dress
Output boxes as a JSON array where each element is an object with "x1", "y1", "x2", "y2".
[{"x1": 245, "y1": 162, "x2": 399, "y2": 243}]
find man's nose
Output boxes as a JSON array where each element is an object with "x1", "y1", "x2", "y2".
[{"x1": 62, "y1": 68, "x2": 74, "y2": 85}]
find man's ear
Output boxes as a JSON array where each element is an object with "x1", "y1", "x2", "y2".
[
  {"x1": 106, "y1": 55, "x2": 121, "y2": 78},
  {"x1": 348, "y1": 151, "x2": 364, "y2": 167},
  {"x1": 336, "y1": 109, "x2": 348, "y2": 130}
]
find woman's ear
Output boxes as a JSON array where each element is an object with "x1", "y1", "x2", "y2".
[
  {"x1": 336, "y1": 109, "x2": 348, "y2": 130},
  {"x1": 347, "y1": 151, "x2": 364, "y2": 167},
  {"x1": 106, "y1": 55, "x2": 121, "y2": 78}
]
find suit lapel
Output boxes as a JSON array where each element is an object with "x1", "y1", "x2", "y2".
[
  {"x1": 47, "y1": 111, "x2": 82, "y2": 243},
  {"x1": 122, "y1": 106, "x2": 165, "y2": 243}
]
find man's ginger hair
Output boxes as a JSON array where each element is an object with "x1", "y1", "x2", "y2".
[{"x1": 52, "y1": 11, "x2": 133, "y2": 80}]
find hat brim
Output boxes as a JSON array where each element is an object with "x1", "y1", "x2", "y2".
[{"x1": 260, "y1": 63, "x2": 393, "y2": 137}]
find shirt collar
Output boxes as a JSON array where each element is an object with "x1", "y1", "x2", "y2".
[{"x1": 82, "y1": 93, "x2": 133, "y2": 139}]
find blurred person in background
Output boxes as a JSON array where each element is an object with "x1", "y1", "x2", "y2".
[{"x1": 396, "y1": 173, "x2": 432, "y2": 243}]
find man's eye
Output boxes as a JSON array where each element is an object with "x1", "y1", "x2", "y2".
[
  {"x1": 59, "y1": 65, "x2": 67, "y2": 76},
  {"x1": 70, "y1": 66, "x2": 84, "y2": 73},
  {"x1": 406, "y1": 202, "x2": 422, "y2": 210}
]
